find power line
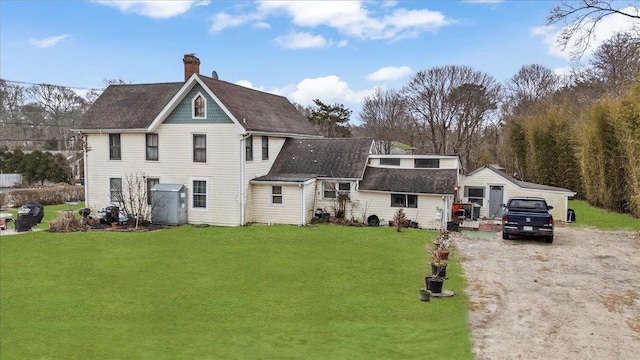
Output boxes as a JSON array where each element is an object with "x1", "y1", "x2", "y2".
[{"x1": 1, "y1": 79, "x2": 103, "y2": 91}]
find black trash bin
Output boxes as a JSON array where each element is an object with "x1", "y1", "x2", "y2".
[
  {"x1": 16, "y1": 207, "x2": 34, "y2": 232},
  {"x1": 567, "y1": 208, "x2": 576, "y2": 223}
]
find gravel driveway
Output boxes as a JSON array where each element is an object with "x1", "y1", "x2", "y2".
[{"x1": 454, "y1": 225, "x2": 640, "y2": 360}]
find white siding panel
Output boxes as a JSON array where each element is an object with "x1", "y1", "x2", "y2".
[
  {"x1": 251, "y1": 183, "x2": 302, "y2": 225},
  {"x1": 84, "y1": 123, "x2": 244, "y2": 226},
  {"x1": 460, "y1": 168, "x2": 571, "y2": 221},
  {"x1": 351, "y1": 191, "x2": 447, "y2": 229}
]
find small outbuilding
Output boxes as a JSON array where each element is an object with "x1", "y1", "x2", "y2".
[
  {"x1": 459, "y1": 165, "x2": 576, "y2": 222},
  {"x1": 151, "y1": 184, "x2": 188, "y2": 225}
]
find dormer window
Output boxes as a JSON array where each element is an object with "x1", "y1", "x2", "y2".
[{"x1": 193, "y1": 93, "x2": 206, "y2": 119}]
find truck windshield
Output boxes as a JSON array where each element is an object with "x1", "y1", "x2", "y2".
[{"x1": 509, "y1": 199, "x2": 546, "y2": 210}]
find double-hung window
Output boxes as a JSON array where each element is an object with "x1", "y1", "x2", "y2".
[
  {"x1": 109, "y1": 177, "x2": 122, "y2": 202},
  {"x1": 323, "y1": 182, "x2": 351, "y2": 200},
  {"x1": 391, "y1": 194, "x2": 418, "y2": 208},
  {"x1": 271, "y1": 186, "x2": 283, "y2": 205},
  {"x1": 193, "y1": 134, "x2": 206, "y2": 163},
  {"x1": 262, "y1": 136, "x2": 269, "y2": 160},
  {"x1": 323, "y1": 182, "x2": 336, "y2": 199},
  {"x1": 109, "y1": 134, "x2": 121, "y2": 160},
  {"x1": 146, "y1": 133, "x2": 158, "y2": 161},
  {"x1": 146, "y1": 177, "x2": 160, "y2": 205},
  {"x1": 192, "y1": 179, "x2": 207, "y2": 209},
  {"x1": 465, "y1": 186, "x2": 485, "y2": 206},
  {"x1": 246, "y1": 135, "x2": 253, "y2": 161}
]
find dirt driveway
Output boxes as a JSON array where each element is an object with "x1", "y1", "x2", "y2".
[{"x1": 453, "y1": 225, "x2": 640, "y2": 360}]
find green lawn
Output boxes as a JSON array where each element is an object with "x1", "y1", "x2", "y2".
[
  {"x1": 0, "y1": 223, "x2": 473, "y2": 359},
  {"x1": 568, "y1": 199, "x2": 640, "y2": 231}
]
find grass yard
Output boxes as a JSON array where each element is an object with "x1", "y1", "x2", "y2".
[
  {"x1": 0, "y1": 223, "x2": 473, "y2": 359},
  {"x1": 568, "y1": 199, "x2": 640, "y2": 231}
]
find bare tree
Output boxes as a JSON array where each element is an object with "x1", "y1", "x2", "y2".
[
  {"x1": 504, "y1": 64, "x2": 563, "y2": 116},
  {"x1": 402, "y1": 65, "x2": 501, "y2": 171},
  {"x1": 358, "y1": 87, "x2": 411, "y2": 154},
  {"x1": 546, "y1": 0, "x2": 640, "y2": 58},
  {"x1": 113, "y1": 172, "x2": 156, "y2": 228},
  {"x1": 27, "y1": 84, "x2": 86, "y2": 151},
  {"x1": 581, "y1": 31, "x2": 640, "y2": 97}
]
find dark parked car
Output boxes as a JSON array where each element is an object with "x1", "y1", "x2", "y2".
[{"x1": 501, "y1": 197, "x2": 554, "y2": 243}]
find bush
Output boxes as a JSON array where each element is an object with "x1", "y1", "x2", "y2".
[{"x1": 4, "y1": 185, "x2": 84, "y2": 206}]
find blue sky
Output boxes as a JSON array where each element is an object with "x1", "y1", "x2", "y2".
[{"x1": 1, "y1": 0, "x2": 637, "y2": 121}]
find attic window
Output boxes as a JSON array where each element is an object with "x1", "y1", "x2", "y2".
[{"x1": 193, "y1": 93, "x2": 206, "y2": 119}]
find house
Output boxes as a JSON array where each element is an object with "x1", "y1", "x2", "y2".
[
  {"x1": 76, "y1": 54, "x2": 461, "y2": 229},
  {"x1": 459, "y1": 164, "x2": 576, "y2": 222}
]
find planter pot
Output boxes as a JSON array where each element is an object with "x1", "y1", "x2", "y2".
[
  {"x1": 430, "y1": 263, "x2": 447, "y2": 278},
  {"x1": 438, "y1": 249, "x2": 450, "y2": 260},
  {"x1": 111, "y1": 222, "x2": 118, "y2": 228},
  {"x1": 425, "y1": 277, "x2": 444, "y2": 294},
  {"x1": 419, "y1": 289, "x2": 431, "y2": 301}
]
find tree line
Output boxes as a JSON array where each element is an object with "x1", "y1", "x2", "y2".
[
  {"x1": 0, "y1": 149, "x2": 73, "y2": 185},
  {"x1": 302, "y1": 28, "x2": 640, "y2": 218}
]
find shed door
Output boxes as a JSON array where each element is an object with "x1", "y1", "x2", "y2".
[{"x1": 488, "y1": 186, "x2": 504, "y2": 219}]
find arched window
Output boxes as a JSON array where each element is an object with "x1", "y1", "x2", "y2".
[{"x1": 193, "y1": 94, "x2": 206, "y2": 118}]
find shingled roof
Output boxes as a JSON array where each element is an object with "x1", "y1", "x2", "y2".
[
  {"x1": 77, "y1": 75, "x2": 319, "y2": 137},
  {"x1": 359, "y1": 167, "x2": 458, "y2": 195},
  {"x1": 78, "y1": 82, "x2": 183, "y2": 130},
  {"x1": 252, "y1": 138, "x2": 374, "y2": 182},
  {"x1": 198, "y1": 76, "x2": 318, "y2": 136},
  {"x1": 469, "y1": 165, "x2": 575, "y2": 193}
]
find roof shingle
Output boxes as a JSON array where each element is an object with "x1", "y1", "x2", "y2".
[
  {"x1": 359, "y1": 167, "x2": 458, "y2": 195},
  {"x1": 264, "y1": 138, "x2": 373, "y2": 179}
]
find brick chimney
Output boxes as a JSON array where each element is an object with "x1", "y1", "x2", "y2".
[{"x1": 183, "y1": 53, "x2": 200, "y2": 81}]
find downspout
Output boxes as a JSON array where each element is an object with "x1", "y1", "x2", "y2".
[
  {"x1": 82, "y1": 134, "x2": 89, "y2": 207},
  {"x1": 240, "y1": 134, "x2": 249, "y2": 226},
  {"x1": 300, "y1": 183, "x2": 305, "y2": 226}
]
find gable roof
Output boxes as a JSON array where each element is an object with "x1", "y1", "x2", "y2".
[
  {"x1": 252, "y1": 138, "x2": 374, "y2": 182},
  {"x1": 78, "y1": 82, "x2": 183, "y2": 130},
  {"x1": 359, "y1": 167, "x2": 458, "y2": 195},
  {"x1": 468, "y1": 165, "x2": 576, "y2": 194},
  {"x1": 76, "y1": 75, "x2": 319, "y2": 137},
  {"x1": 197, "y1": 76, "x2": 318, "y2": 136}
]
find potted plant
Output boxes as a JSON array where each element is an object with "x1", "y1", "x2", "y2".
[{"x1": 425, "y1": 244, "x2": 446, "y2": 294}]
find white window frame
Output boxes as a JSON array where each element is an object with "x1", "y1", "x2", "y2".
[
  {"x1": 192, "y1": 92, "x2": 207, "y2": 119},
  {"x1": 391, "y1": 193, "x2": 418, "y2": 208},
  {"x1": 193, "y1": 133, "x2": 207, "y2": 163},
  {"x1": 146, "y1": 177, "x2": 160, "y2": 205},
  {"x1": 271, "y1": 185, "x2": 283, "y2": 205},
  {"x1": 109, "y1": 176, "x2": 123, "y2": 203},
  {"x1": 322, "y1": 181, "x2": 336, "y2": 199},
  {"x1": 465, "y1": 186, "x2": 485, "y2": 207},
  {"x1": 189, "y1": 177, "x2": 209, "y2": 211},
  {"x1": 322, "y1": 181, "x2": 351, "y2": 200},
  {"x1": 109, "y1": 134, "x2": 121, "y2": 160},
  {"x1": 146, "y1": 133, "x2": 159, "y2": 161}
]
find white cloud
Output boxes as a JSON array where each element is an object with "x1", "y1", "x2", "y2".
[
  {"x1": 366, "y1": 66, "x2": 412, "y2": 82},
  {"x1": 274, "y1": 31, "x2": 328, "y2": 49},
  {"x1": 29, "y1": 34, "x2": 69, "y2": 48},
  {"x1": 271, "y1": 75, "x2": 373, "y2": 107},
  {"x1": 94, "y1": 0, "x2": 209, "y2": 19},
  {"x1": 533, "y1": 6, "x2": 640, "y2": 60},
  {"x1": 211, "y1": 1, "x2": 452, "y2": 43}
]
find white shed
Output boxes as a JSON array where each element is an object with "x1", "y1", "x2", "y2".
[{"x1": 459, "y1": 165, "x2": 576, "y2": 222}]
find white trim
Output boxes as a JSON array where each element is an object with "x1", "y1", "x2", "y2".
[
  {"x1": 271, "y1": 185, "x2": 284, "y2": 206},
  {"x1": 191, "y1": 92, "x2": 207, "y2": 119},
  {"x1": 189, "y1": 176, "x2": 210, "y2": 211},
  {"x1": 147, "y1": 74, "x2": 246, "y2": 134}
]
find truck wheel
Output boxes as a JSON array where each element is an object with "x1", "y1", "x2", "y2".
[
  {"x1": 502, "y1": 232, "x2": 509, "y2": 240},
  {"x1": 545, "y1": 236, "x2": 554, "y2": 243}
]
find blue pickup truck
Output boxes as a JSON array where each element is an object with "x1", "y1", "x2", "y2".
[{"x1": 501, "y1": 197, "x2": 554, "y2": 243}]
